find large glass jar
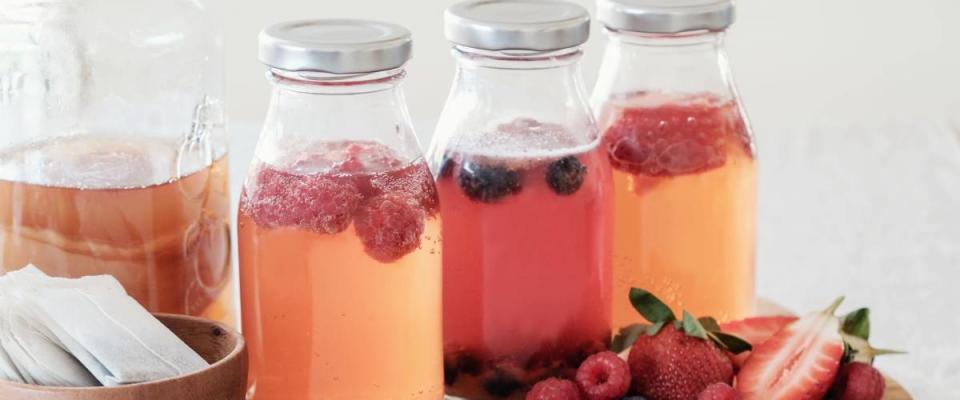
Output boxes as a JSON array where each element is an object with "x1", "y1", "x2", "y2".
[
  {"x1": 0, "y1": 1, "x2": 231, "y2": 322},
  {"x1": 429, "y1": 1, "x2": 612, "y2": 398},
  {"x1": 592, "y1": 0, "x2": 757, "y2": 328},
  {"x1": 238, "y1": 20, "x2": 442, "y2": 399}
]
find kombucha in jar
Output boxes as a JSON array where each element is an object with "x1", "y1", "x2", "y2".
[
  {"x1": 430, "y1": 2, "x2": 613, "y2": 398},
  {"x1": 0, "y1": 0, "x2": 231, "y2": 323},
  {"x1": 238, "y1": 20, "x2": 442, "y2": 400},
  {"x1": 592, "y1": 0, "x2": 757, "y2": 328}
]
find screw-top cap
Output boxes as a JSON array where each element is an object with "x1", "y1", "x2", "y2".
[
  {"x1": 259, "y1": 19, "x2": 412, "y2": 74},
  {"x1": 597, "y1": 0, "x2": 735, "y2": 34},
  {"x1": 444, "y1": 0, "x2": 590, "y2": 51}
]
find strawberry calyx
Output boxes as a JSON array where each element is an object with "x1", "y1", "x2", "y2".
[
  {"x1": 611, "y1": 288, "x2": 752, "y2": 355},
  {"x1": 838, "y1": 307, "x2": 905, "y2": 364}
]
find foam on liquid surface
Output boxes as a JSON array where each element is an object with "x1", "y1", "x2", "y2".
[{"x1": 0, "y1": 134, "x2": 217, "y2": 189}]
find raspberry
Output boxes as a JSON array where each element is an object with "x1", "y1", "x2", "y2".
[
  {"x1": 826, "y1": 362, "x2": 885, "y2": 400},
  {"x1": 370, "y1": 162, "x2": 439, "y2": 215},
  {"x1": 353, "y1": 193, "x2": 425, "y2": 263},
  {"x1": 546, "y1": 156, "x2": 586, "y2": 196},
  {"x1": 244, "y1": 165, "x2": 362, "y2": 234},
  {"x1": 527, "y1": 378, "x2": 583, "y2": 400},
  {"x1": 457, "y1": 161, "x2": 522, "y2": 203},
  {"x1": 575, "y1": 351, "x2": 631, "y2": 400},
  {"x1": 698, "y1": 382, "x2": 741, "y2": 400},
  {"x1": 602, "y1": 96, "x2": 749, "y2": 177}
]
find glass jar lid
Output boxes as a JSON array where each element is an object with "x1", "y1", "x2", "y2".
[
  {"x1": 597, "y1": 0, "x2": 735, "y2": 34},
  {"x1": 259, "y1": 19, "x2": 412, "y2": 74},
  {"x1": 444, "y1": 0, "x2": 590, "y2": 51}
]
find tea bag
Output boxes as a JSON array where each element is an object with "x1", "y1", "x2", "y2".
[
  {"x1": 0, "y1": 294, "x2": 100, "y2": 387},
  {"x1": 0, "y1": 266, "x2": 209, "y2": 387}
]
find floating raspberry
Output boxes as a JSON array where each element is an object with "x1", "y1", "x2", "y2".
[
  {"x1": 370, "y1": 162, "x2": 439, "y2": 215},
  {"x1": 244, "y1": 165, "x2": 362, "y2": 234},
  {"x1": 527, "y1": 378, "x2": 583, "y2": 400},
  {"x1": 698, "y1": 382, "x2": 741, "y2": 400},
  {"x1": 603, "y1": 98, "x2": 749, "y2": 177},
  {"x1": 353, "y1": 193, "x2": 425, "y2": 263},
  {"x1": 826, "y1": 362, "x2": 885, "y2": 400},
  {"x1": 546, "y1": 156, "x2": 586, "y2": 196},
  {"x1": 575, "y1": 351, "x2": 631, "y2": 400},
  {"x1": 457, "y1": 161, "x2": 522, "y2": 203}
]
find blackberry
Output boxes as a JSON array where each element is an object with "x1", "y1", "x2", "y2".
[
  {"x1": 457, "y1": 162, "x2": 522, "y2": 203},
  {"x1": 546, "y1": 156, "x2": 586, "y2": 195},
  {"x1": 444, "y1": 363, "x2": 459, "y2": 386},
  {"x1": 481, "y1": 371, "x2": 523, "y2": 398},
  {"x1": 457, "y1": 353, "x2": 483, "y2": 375},
  {"x1": 438, "y1": 156, "x2": 455, "y2": 179}
]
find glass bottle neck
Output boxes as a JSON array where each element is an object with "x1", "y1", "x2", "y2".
[
  {"x1": 441, "y1": 46, "x2": 595, "y2": 136},
  {"x1": 450, "y1": 46, "x2": 586, "y2": 97},
  {"x1": 593, "y1": 30, "x2": 735, "y2": 101},
  {"x1": 257, "y1": 68, "x2": 422, "y2": 165}
]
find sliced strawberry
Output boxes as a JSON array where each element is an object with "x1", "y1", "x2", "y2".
[
  {"x1": 721, "y1": 316, "x2": 798, "y2": 368},
  {"x1": 722, "y1": 316, "x2": 798, "y2": 346},
  {"x1": 735, "y1": 299, "x2": 845, "y2": 400}
]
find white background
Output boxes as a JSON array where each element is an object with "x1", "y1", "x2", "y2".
[{"x1": 219, "y1": 0, "x2": 960, "y2": 397}]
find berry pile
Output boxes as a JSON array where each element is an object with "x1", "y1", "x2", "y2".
[
  {"x1": 443, "y1": 340, "x2": 608, "y2": 399},
  {"x1": 602, "y1": 97, "x2": 751, "y2": 177},
  {"x1": 241, "y1": 141, "x2": 438, "y2": 263},
  {"x1": 523, "y1": 288, "x2": 899, "y2": 400}
]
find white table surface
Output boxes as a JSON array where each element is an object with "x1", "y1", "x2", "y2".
[{"x1": 227, "y1": 120, "x2": 960, "y2": 398}]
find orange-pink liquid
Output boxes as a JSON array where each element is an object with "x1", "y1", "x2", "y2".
[
  {"x1": 239, "y1": 142, "x2": 442, "y2": 400},
  {"x1": 0, "y1": 136, "x2": 233, "y2": 323},
  {"x1": 599, "y1": 93, "x2": 756, "y2": 328}
]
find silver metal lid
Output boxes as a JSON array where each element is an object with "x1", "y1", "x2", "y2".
[
  {"x1": 444, "y1": 0, "x2": 590, "y2": 51},
  {"x1": 597, "y1": 0, "x2": 735, "y2": 34},
  {"x1": 259, "y1": 19, "x2": 412, "y2": 74}
]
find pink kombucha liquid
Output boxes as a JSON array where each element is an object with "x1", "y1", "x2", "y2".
[{"x1": 439, "y1": 142, "x2": 613, "y2": 399}]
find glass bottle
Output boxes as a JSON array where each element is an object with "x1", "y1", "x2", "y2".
[
  {"x1": 238, "y1": 20, "x2": 442, "y2": 399},
  {"x1": 0, "y1": 0, "x2": 231, "y2": 323},
  {"x1": 592, "y1": 0, "x2": 757, "y2": 328},
  {"x1": 429, "y1": 2, "x2": 612, "y2": 398}
]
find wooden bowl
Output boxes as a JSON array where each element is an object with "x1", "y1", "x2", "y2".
[{"x1": 0, "y1": 314, "x2": 247, "y2": 400}]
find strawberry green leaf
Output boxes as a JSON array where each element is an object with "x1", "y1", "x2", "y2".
[
  {"x1": 682, "y1": 311, "x2": 709, "y2": 340},
  {"x1": 709, "y1": 331, "x2": 753, "y2": 355},
  {"x1": 698, "y1": 316, "x2": 722, "y2": 333},
  {"x1": 646, "y1": 320, "x2": 667, "y2": 336},
  {"x1": 842, "y1": 308, "x2": 870, "y2": 340},
  {"x1": 629, "y1": 287, "x2": 677, "y2": 324},
  {"x1": 612, "y1": 324, "x2": 647, "y2": 353}
]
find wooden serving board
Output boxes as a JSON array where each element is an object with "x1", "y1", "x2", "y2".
[{"x1": 756, "y1": 300, "x2": 910, "y2": 400}]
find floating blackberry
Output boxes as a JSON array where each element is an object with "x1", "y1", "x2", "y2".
[
  {"x1": 457, "y1": 162, "x2": 522, "y2": 203},
  {"x1": 546, "y1": 156, "x2": 586, "y2": 195}
]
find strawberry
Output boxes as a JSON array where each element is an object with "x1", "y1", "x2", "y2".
[
  {"x1": 698, "y1": 382, "x2": 741, "y2": 400},
  {"x1": 620, "y1": 288, "x2": 750, "y2": 400},
  {"x1": 735, "y1": 298, "x2": 846, "y2": 400},
  {"x1": 629, "y1": 324, "x2": 734, "y2": 400},
  {"x1": 720, "y1": 316, "x2": 798, "y2": 368},
  {"x1": 826, "y1": 362, "x2": 885, "y2": 400}
]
